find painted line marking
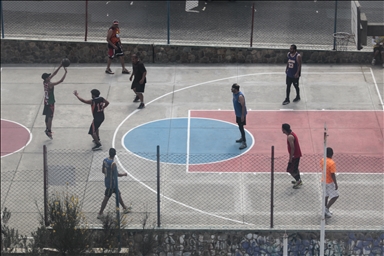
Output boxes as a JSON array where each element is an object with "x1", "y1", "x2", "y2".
[
  {"x1": 369, "y1": 67, "x2": 384, "y2": 111},
  {"x1": 1, "y1": 119, "x2": 33, "y2": 158}
]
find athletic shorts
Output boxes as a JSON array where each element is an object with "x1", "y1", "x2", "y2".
[
  {"x1": 236, "y1": 116, "x2": 246, "y2": 126},
  {"x1": 108, "y1": 43, "x2": 124, "y2": 59},
  {"x1": 286, "y1": 76, "x2": 299, "y2": 86},
  {"x1": 325, "y1": 182, "x2": 339, "y2": 199},
  {"x1": 286, "y1": 157, "x2": 300, "y2": 175},
  {"x1": 131, "y1": 81, "x2": 146, "y2": 93},
  {"x1": 105, "y1": 188, "x2": 120, "y2": 198},
  {"x1": 88, "y1": 119, "x2": 104, "y2": 135},
  {"x1": 43, "y1": 104, "x2": 55, "y2": 117}
]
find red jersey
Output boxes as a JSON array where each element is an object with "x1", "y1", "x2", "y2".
[{"x1": 287, "y1": 131, "x2": 302, "y2": 158}]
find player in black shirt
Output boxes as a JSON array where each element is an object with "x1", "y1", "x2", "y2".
[
  {"x1": 130, "y1": 54, "x2": 147, "y2": 109},
  {"x1": 73, "y1": 89, "x2": 109, "y2": 150}
]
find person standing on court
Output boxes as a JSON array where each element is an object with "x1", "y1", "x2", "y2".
[
  {"x1": 320, "y1": 147, "x2": 339, "y2": 218},
  {"x1": 105, "y1": 20, "x2": 130, "y2": 75},
  {"x1": 98, "y1": 148, "x2": 132, "y2": 220},
  {"x1": 282, "y1": 44, "x2": 302, "y2": 105},
  {"x1": 130, "y1": 54, "x2": 147, "y2": 109},
  {"x1": 73, "y1": 89, "x2": 109, "y2": 151},
  {"x1": 42, "y1": 62, "x2": 68, "y2": 139},
  {"x1": 231, "y1": 83, "x2": 247, "y2": 150},
  {"x1": 282, "y1": 123, "x2": 303, "y2": 188},
  {"x1": 371, "y1": 36, "x2": 384, "y2": 68}
]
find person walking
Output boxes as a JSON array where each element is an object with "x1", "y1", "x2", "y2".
[
  {"x1": 231, "y1": 83, "x2": 247, "y2": 150},
  {"x1": 97, "y1": 148, "x2": 132, "y2": 220},
  {"x1": 105, "y1": 20, "x2": 130, "y2": 75},
  {"x1": 42, "y1": 63, "x2": 68, "y2": 139},
  {"x1": 282, "y1": 44, "x2": 302, "y2": 105},
  {"x1": 282, "y1": 123, "x2": 303, "y2": 188},
  {"x1": 73, "y1": 89, "x2": 109, "y2": 151},
  {"x1": 130, "y1": 54, "x2": 147, "y2": 109},
  {"x1": 320, "y1": 147, "x2": 339, "y2": 218},
  {"x1": 371, "y1": 36, "x2": 384, "y2": 68}
]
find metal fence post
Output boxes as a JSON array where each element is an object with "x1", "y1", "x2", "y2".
[
  {"x1": 1, "y1": 0, "x2": 4, "y2": 38},
  {"x1": 43, "y1": 145, "x2": 49, "y2": 226},
  {"x1": 270, "y1": 145, "x2": 274, "y2": 228},
  {"x1": 167, "y1": 0, "x2": 170, "y2": 44},
  {"x1": 250, "y1": 3, "x2": 255, "y2": 47},
  {"x1": 157, "y1": 145, "x2": 161, "y2": 227},
  {"x1": 84, "y1": 0, "x2": 88, "y2": 41},
  {"x1": 115, "y1": 162, "x2": 121, "y2": 252},
  {"x1": 333, "y1": 0, "x2": 338, "y2": 50}
]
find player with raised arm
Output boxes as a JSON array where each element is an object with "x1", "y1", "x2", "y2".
[
  {"x1": 42, "y1": 63, "x2": 68, "y2": 139},
  {"x1": 73, "y1": 89, "x2": 109, "y2": 151}
]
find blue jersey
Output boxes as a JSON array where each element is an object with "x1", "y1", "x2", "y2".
[
  {"x1": 103, "y1": 157, "x2": 117, "y2": 189},
  {"x1": 233, "y1": 91, "x2": 247, "y2": 117},
  {"x1": 286, "y1": 52, "x2": 300, "y2": 78}
]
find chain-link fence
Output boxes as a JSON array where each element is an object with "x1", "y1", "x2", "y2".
[{"x1": 1, "y1": 1, "x2": 382, "y2": 50}]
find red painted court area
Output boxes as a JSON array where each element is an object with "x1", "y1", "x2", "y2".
[
  {"x1": 1, "y1": 119, "x2": 31, "y2": 157},
  {"x1": 189, "y1": 110, "x2": 383, "y2": 174}
]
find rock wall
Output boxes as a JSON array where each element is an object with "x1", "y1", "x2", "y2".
[
  {"x1": 1, "y1": 39, "x2": 373, "y2": 64},
  {"x1": 125, "y1": 230, "x2": 384, "y2": 256}
]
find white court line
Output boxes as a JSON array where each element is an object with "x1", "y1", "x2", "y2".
[
  {"x1": 0, "y1": 119, "x2": 33, "y2": 158},
  {"x1": 369, "y1": 68, "x2": 384, "y2": 111},
  {"x1": 186, "y1": 110, "x2": 191, "y2": 172},
  {"x1": 112, "y1": 71, "x2": 382, "y2": 225}
]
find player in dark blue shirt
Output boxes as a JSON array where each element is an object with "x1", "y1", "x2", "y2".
[{"x1": 283, "y1": 44, "x2": 302, "y2": 105}]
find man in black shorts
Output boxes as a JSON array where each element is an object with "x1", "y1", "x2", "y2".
[
  {"x1": 42, "y1": 63, "x2": 67, "y2": 139},
  {"x1": 105, "y1": 20, "x2": 130, "y2": 75},
  {"x1": 73, "y1": 89, "x2": 109, "y2": 151},
  {"x1": 130, "y1": 54, "x2": 147, "y2": 109}
]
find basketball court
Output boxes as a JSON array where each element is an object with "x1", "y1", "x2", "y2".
[{"x1": 1, "y1": 63, "x2": 383, "y2": 235}]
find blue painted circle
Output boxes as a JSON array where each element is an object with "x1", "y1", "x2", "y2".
[{"x1": 123, "y1": 118, "x2": 253, "y2": 164}]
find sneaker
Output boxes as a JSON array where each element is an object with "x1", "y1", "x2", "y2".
[
  {"x1": 45, "y1": 130, "x2": 53, "y2": 140},
  {"x1": 282, "y1": 99, "x2": 290, "y2": 105},
  {"x1": 235, "y1": 138, "x2": 243, "y2": 143},
  {"x1": 239, "y1": 142, "x2": 247, "y2": 150},
  {"x1": 138, "y1": 103, "x2": 145, "y2": 109},
  {"x1": 371, "y1": 59, "x2": 376, "y2": 65},
  {"x1": 292, "y1": 180, "x2": 303, "y2": 185},
  {"x1": 292, "y1": 179, "x2": 303, "y2": 189},
  {"x1": 92, "y1": 143, "x2": 102, "y2": 151},
  {"x1": 122, "y1": 69, "x2": 130, "y2": 74},
  {"x1": 325, "y1": 208, "x2": 332, "y2": 218},
  {"x1": 123, "y1": 206, "x2": 132, "y2": 214},
  {"x1": 105, "y1": 69, "x2": 114, "y2": 74},
  {"x1": 92, "y1": 139, "x2": 101, "y2": 144},
  {"x1": 97, "y1": 214, "x2": 105, "y2": 220},
  {"x1": 133, "y1": 95, "x2": 140, "y2": 102},
  {"x1": 293, "y1": 97, "x2": 301, "y2": 102}
]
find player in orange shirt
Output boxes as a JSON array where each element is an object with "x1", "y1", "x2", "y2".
[{"x1": 320, "y1": 147, "x2": 339, "y2": 218}]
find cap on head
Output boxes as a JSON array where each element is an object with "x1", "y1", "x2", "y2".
[
  {"x1": 232, "y1": 83, "x2": 240, "y2": 90},
  {"x1": 282, "y1": 123, "x2": 291, "y2": 133},
  {"x1": 113, "y1": 20, "x2": 119, "y2": 25},
  {"x1": 91, "y1": 89, "x2": 100, "y2": 97},
  {"x1": 326, "y1": 147, "x2": 334, "y2": 158},
  {"x1": 109, "y1": 148, "x2": 116, "y2": 157},
  {"x1": 42, "y1": 73, "x2": 51, "y2": 80}
]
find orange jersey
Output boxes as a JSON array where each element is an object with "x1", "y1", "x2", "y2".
[
  {"x1": 109, "y1": 27, "x2": 121, "y2": 44},
  {"x1": 320, "y1": 158, "x2": 336, "y2": 184}
]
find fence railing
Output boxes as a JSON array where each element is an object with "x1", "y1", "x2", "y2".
[
  {"x1": 2, "y1": 0, "x2": 379, "y2": 51},
  {"x1": 40, "y1": 146, "x2": 383, "y2": 231}
]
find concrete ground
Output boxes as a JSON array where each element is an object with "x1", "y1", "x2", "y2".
[{"x1": 1, "y1": 62, "x2": 383, "y2": 235}]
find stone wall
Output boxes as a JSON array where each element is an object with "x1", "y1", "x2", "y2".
[
  {"x1": 125, "y1": 230, "x2": 383, "y2": 256},
  {"x1": 1, "y1": 39, "x2": 373, "y2": 65}
]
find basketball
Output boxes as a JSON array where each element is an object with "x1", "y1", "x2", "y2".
[{"x1": 62, "y1": 58, "x2": 70, "y2": 67}]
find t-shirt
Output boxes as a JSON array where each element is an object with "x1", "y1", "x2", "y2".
[
  {"x1": 91, "y1": 97, "x2": 105, "y2": 121},
  {"x1": 43, "y1": 81, "x2": 55, "y2": 105},
  {"x1": 287, "y1": 132, "x2": 302, "y2": 158},
  {"x1": 320, "y1": 157, "x2": 336, "y2": 184},
  {"x1": 132, "y1": 61, "x2": 147, "y2": 83},
  {"x1": 103, "y1": 157, "x2": 117, "y2": 189}
]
